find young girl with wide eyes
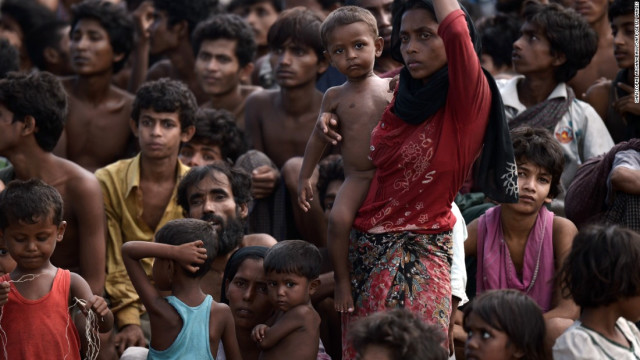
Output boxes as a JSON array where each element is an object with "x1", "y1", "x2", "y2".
[{"x1": 463, "y1": 290, "x2": 549, "y2": 360}]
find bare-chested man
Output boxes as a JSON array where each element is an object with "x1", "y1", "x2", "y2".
[
  {"x1": 245, "y1": 8, "x2": 330, "y2": 247},
  {"x1": 54, "y1": 0, "x2": 136, "y2": 173},
  {"x1": 95, "y1": 78, "x2": 196, "y2": 355},
  {"x1": 566, "y1": 0, "x2": 619, "y2": 98},
  {"x1": 0, "y1": 71, "x2": 106, "y2": 297},
  {"x1": 144, "y1": 0, "x2": 218, "y2": 105},
  {"x1": 193, "y1": 14, "x2": 261, "y2": 130}
]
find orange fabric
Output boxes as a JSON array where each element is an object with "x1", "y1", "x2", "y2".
[{"x1": 1, "y1": 269, "x2": 81, "y2": 360}]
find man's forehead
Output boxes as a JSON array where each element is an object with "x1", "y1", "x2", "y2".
[{"x1": 189, "y1": 171, "x2": 233, "y2": 194}]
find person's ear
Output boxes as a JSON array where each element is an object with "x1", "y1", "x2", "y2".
[
  {"x1": 374, "y1": 36, "x2": 384, "y2": 58},
  {"x1": 43, "y1": 47, "x2": 60, "y2": 64},
  {"x1": 316, "y1": 56, "x2": 329, "y2": 76},
  {"x1": 238, "y1": 202, "x2": 249, "y2": 220},
  {"x1": 130, "y1": 118, "x2": 140, "y2": 137},
  {"x1": 181, "y1": 125, "x2": 195, "y2": 142},
  {"x1": 56, "y1": 221, "x2": 67, "y2": 243},
  {"x1": 551, "y1": 51, "x2": 566, "y2": 67},
  {"x1": 513, "y1": 348, "x2": 525, "y2": 358},
  {"x1": 21, "y1": 115, "x2": 37, "y2": 136},
  {"x1": 308, "y1": 278, "x2": 321, "y2": 295},
  {"x1": 239, "y1": 62, "x2": 255, "y2": 84},
  {"x1": 113, "y1": 52, "x2": 125, "y2": 64},
  {"x1": 173, "y1": 20, "x2": 189, "y2": 39},
  {"x1": 544, "y1": 196, "x2": 553, "y2": 204},
  {"x1": 323, "y1": 50, "x2": 333, "y2": 67}
]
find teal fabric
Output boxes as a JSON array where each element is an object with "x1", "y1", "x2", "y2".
[{"x1": 148, "y1": 295, "x2": 214, "y2": 360}]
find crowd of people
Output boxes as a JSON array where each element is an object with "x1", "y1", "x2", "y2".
[{"x1": 0, "y1": 0, "x2": 638, "y2": 359}]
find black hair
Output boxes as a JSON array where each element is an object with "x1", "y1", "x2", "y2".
[
  {"x1": 522, "y1": 1, "x2": 597, "y2": 83},
  {"x1": 1, "y1": 0, "x2": 57, "y2": 41},
  {"x1": 154, "y1": 218, "x2": 218, "y2": 278},
  {"x1": 267, "y1": 7, "x2": 325, "y2": 59},
  {"x1": 227, "y1": 0, "x2": 284, "y2": 13},
  {"x1": 316, "y1": 154, "x2": 344, "y2": 210},
  {"x1": 0, "y1": 71, "x2": 67, "y2": 152},
  {"x1": 177, "y1": 162, "x2": 253, "y2": 214},
  {"x1": 350, "y1": 308, "x2": 448, "y2": 360},
  {"x1": 25, "y1": 19, "x2": 69, "y2": 71},
  {"x1": 70, "y1": 0, "x2": 135, "y2": 74},
  {"x1": 390, "y1": 0, "x2": 481, "y2": 64},
  {"x1": 152, "y1": 0, "x2": 221, "y2": 37},
  {"x1": 220, "y1": 246, "x2": 269, "y2": 304},
  {"x1": 263, "y1": 240, "x2": 321, "y2": 280},
  {"x1": 0, "y1": 179, "x2": 64, "y2": 230},
  {"x1": 192, "y1": 14, "x2": 257, "y2": 68},
  {"x1": 320, "y1": 6, "x2": 379, "y2": 49},
  {"x1": 463, "y1": 289, "x2": 548, "y2": 360},
  {"x1": 477, "y1": 13, "x2": 521, "y2": 70},
  {"x1": 510, "y1": 126, "x2": 565, "y2": 199},
  {"x1": 190, "y1": 109, "x2": 248, "y2": 163},
  {"x1": 558, "y1": 224, "x2": 640, "y2": 308},
  {"x1": 0, "y1": 39, "x2": 19, "y2": 78},
  {"x1": 609, "y1": 0, "x2": 634, "y2": 21},
  {"x1": 131, "y1": 78, "x2": 197, "y2": 131}
]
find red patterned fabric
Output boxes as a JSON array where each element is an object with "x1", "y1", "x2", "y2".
[{"x1": 352, "y1": 10, "x2": 491, "y2": 235}]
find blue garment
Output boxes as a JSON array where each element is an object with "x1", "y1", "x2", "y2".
[{"x1": 148, "y1": 295, "x2": 215, "y2": 360}]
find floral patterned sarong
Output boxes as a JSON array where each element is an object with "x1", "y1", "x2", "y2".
[{"x1": 341, "y1": 229, "x2": 453, "y2": 359}]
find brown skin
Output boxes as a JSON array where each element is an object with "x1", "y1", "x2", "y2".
[
  {"x1": 1, "y1": 115, "x2": 107, "y2": 297},
  {"x1": 200, "y1": 85, "x2": 261, "y2": 131},
  {"x1": 121, "y1": 241, "x2": 242, "y2": 360},
  {"x1": 56, "y1": 78, "x2": 135, "y2": 173}
]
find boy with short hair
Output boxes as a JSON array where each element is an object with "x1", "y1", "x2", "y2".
[
  {"x1": 251, "y1": 240, "x2": 322, "y2": 360},
  {"x1": 95, "y1": 78, "x2": 196, "y2": 354},
  {"x1": 244, "y1": 7, "x2": 330, "y2": 246},
  {"x1": 0, "y1": 179, "x2": 114, "y2": 360},
  {"x1": 0, "y1": 71, "x2": 107, "y2": 297},
  {"x1": 145, "y1": 0, "x2": 219, "y2": 104},
  {"x1": 501, "y1": 1, "x2": 614, "y2": 213},
  {"x1": 298, "y1": 5, "x2": 392, "y2": 313},
  {"x1": 122, "y1": 218, "x2": 242, "y2": 360},
  {"x1": 56, "y1": 0, "x2": 136, "y2": 173},
  {"x1": 25, "y1": 19, "x2": 74, "y2": 76},
  {"x1": 585, "y1": 0, "x2": 639, "y2": 143},
  {"x1": 228, "y1": 0, "x2": 282, "y2": 59},
  {"x1": 193, "y1": 14, "x2": 261, "y2": 130},
  {"x1": 465, "y1": 127, "x2": 579, "y2": 321}
]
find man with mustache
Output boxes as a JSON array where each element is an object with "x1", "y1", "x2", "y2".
[{"x1": 177, "y1": 162, "x2": 276, "y2": 301}]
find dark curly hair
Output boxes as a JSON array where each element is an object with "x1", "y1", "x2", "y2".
[
  {"x1": 0, "y1": 71, "x2": 67, "y2": 152},
  {"x1": 192, "y1": 14, "x2": 257, "y2": 68},
  {"x1": 0, "y1": 179, "x2": 64, "y2": 230},
  {"x1": 177, "y1": 162, "x2": 253, "y2": 215},
  {"x1": 511, "y1": 126, "x2": 565, "y2": 199},
  {"x1": 477, "y1": 13, "x2": 521, "y2": 70},
  {"x1": 558, "y1": 224, "x2": 640, "y2": 308},
  {"x1": 70, "y1": 0, "x2": 134, "y2": 73},
  {"x1": 463, "y1": 290, "x2": 548, "y2": 360},
  {"x1": 154, "y1": 218, "x2": 218, "y2": 278},
  {"x1": 131, "y1": 78, "x2": 197, "y2": 131},
  {"x1": 191, "y1": 109, "x2": 248, "y2": 163},
  {"x1": 263, "y1": 240, "x2": 321, "y2": 280},
  {"x1": 153, "y1": 0, "x2": 221, "y2": 37},
  {"x1": 350, "y1": 308, "x2": 447, "y2": 360},
  {"x1": 522, "y1": 1, "x2": 597, "y2": 83}
]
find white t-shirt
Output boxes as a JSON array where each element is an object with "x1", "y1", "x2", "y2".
[{"x1": 553, "y1": 318, "x2": 640, "y2": 360}]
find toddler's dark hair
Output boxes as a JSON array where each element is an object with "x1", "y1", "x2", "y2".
[
  {"x1": 263, "y1": 240, "x2": 321, "y2": 280},
  {"x1": 0, "y1": 179, "x2": 64, "y2": 230}
]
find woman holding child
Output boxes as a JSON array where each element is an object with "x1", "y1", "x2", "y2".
[{"x1": 321, "y1": 0, "x2": 517, "y2": 357}]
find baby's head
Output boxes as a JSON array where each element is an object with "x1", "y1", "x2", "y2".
[
  {"x1": 154, "y1": 218, "x2": 218, "y2": 278},
  {"x1": 511, "y1": 126, "x2": 565, "y2": 200},
  {"x1": 263, "y1": 240, "x2": 321, "y2": 310},
  {"x1": 464, "y1": 289, "x2": 547, "y2": 360},
  {"x1": 349, "y1": 308, "x2": 448, "y2": 360},
  {"x1": 320, "y1": 6, "x2": 382, "y2": 77},
  {"x1": 558, "y1": 224, "x2": 640, "y2": 317}
]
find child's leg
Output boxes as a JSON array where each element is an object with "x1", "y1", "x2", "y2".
[{"x1": 328, "y1": 172, "x2": 373, "y2": 313}]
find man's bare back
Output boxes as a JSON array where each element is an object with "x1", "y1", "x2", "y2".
[{"x1": 56, "y1": 78, "x2": 135, "y2": 173}]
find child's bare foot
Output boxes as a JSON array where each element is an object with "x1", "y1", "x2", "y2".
[{"x1": 334, "y1": 280, "x2": 354, "y2": 313}]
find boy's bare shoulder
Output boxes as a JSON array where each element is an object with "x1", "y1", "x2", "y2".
[
  {"x1": 286, "y1": 303, "x2": 320, "y2": 324},
  {"x1": 246, "y1": 89, "x2": 278, "y2": 105},
  {"x1": 552, "y1": 216, "x2": 578, "y2": 238}
]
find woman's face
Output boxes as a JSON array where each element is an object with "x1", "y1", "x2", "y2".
[
  {"x1": 225, "y1": 258, "x2": 273, "y2": 330},
  {"x1": 399, "y1": 7, "x2": 448, "y2": 83}
]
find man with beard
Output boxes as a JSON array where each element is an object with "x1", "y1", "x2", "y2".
[{"x1": 177, "y1": 162, "x2": 276, "y2": 301}]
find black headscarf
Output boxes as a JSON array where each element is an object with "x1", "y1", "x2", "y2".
[
  {"x1": 388, "y1": 0, "x2": 519, "y2": 203},
  {"x1": 220, "y1": 246, "x2": 269, "y2": 305}
]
